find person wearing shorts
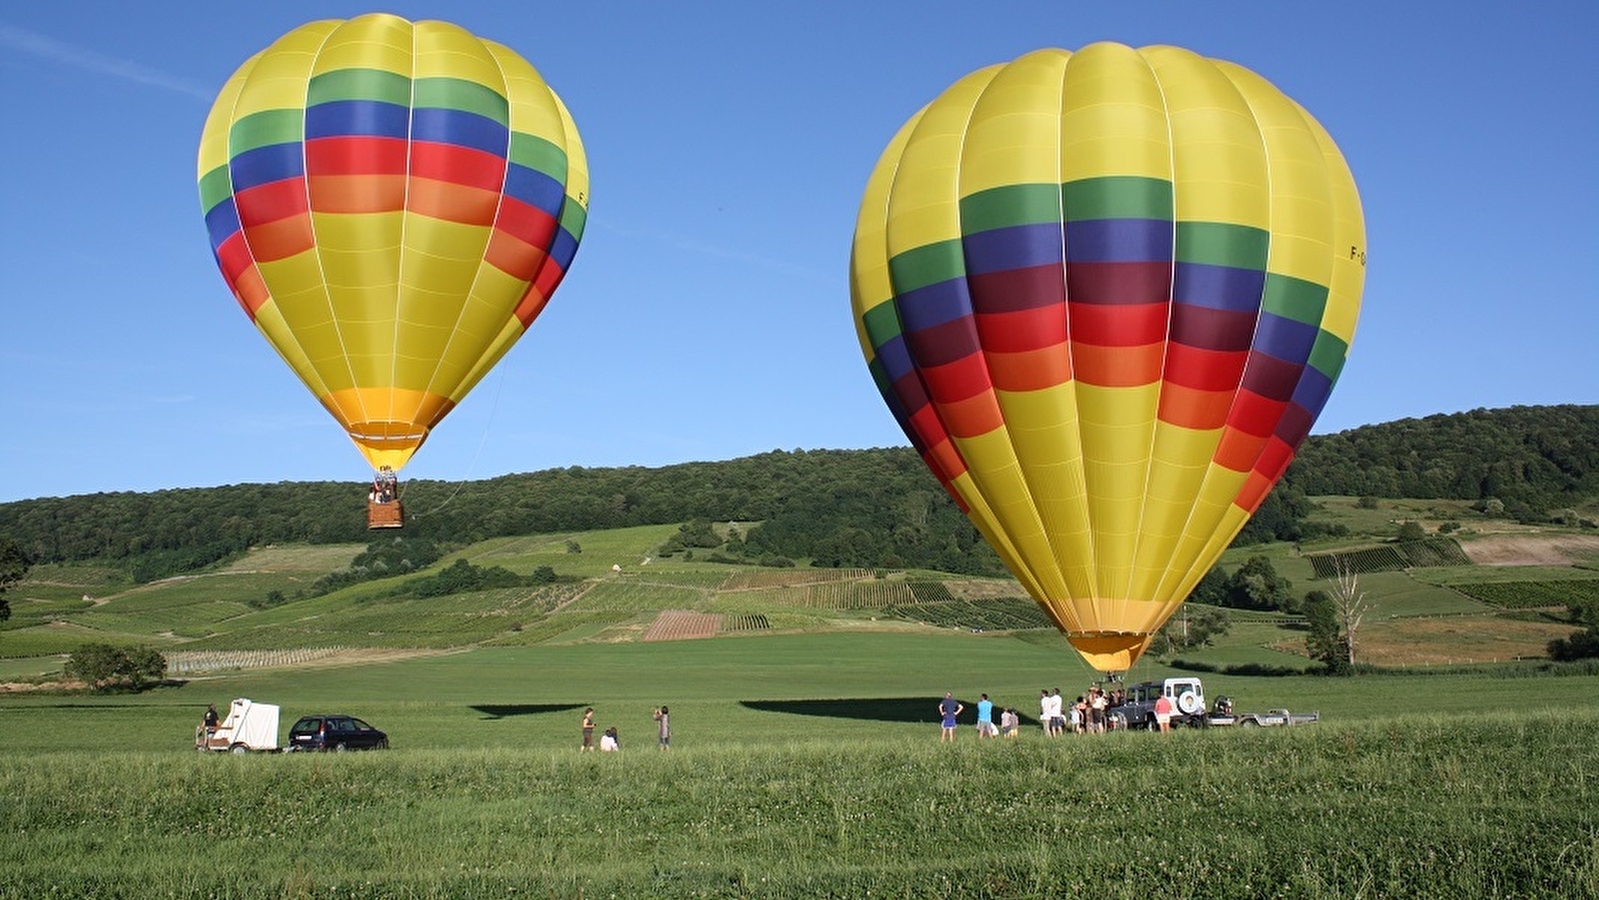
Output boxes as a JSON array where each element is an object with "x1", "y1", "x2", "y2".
[
  {"x1": 581, "y1": 707, "x2": 595, "y2": 751},
  {"x1": 938, "y1": 692, "x2": 963, "y2": 742}
]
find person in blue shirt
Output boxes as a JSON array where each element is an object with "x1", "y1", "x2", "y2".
[
  {"x1": 938, "y1": 691, "x2": 964, "y2": 743},
  {"x1": 975, "y1": 693, "x2": 996, "y2": 739}
]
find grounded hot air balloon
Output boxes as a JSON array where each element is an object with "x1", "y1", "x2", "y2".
[
  {"x1": 850, "y1": 44, "x2": 1365, "y2": 673},
  {"x1": 198, "y1": 14, "x2": 588, "y2": 524}
]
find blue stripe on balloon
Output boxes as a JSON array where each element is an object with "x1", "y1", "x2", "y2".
[
  {"x1": 1252, "y1": 313, "x2": 1319, "y2": 365},
  {"x1": 204, "y1": 196, "x2": 242, "y2": 253},
  {"x1": 305, "y1": 100, "x2": 410, "y2": 140},
  {"x1": 411, "y1": 108, "x2": 509, "y2": 157},
  {"x1": 896, "y1": 278, "x2": 973, "y2": 333},
  {"x1": 961, "y1": 223, "x2": 1063, "y2": 275},
  {"x1": 1173, "y1": 262, "x2": 1266, "y2": 313},
  {"x1": 1065, "y1": 218, "x2": 1171, "y2": 263},
  {"x1": 228, "y1": 143, "x2": 304, "y2": 193},
  {"x1": 549, "y1": 224, "x2": 579, "y2": 269},
  {"x1": 503, "y1": 164, "x2": 565, "y2": 217}
]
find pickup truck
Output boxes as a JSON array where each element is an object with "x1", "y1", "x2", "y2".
[{"x1": 1205, "y1": 696, "x2": 1318, "y2": 728}]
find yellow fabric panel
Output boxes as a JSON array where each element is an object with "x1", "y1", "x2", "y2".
[
  {"x1": 1143, "y1": 46, "x2": 1269, "y2": 229},
  {"x1": 552, "y1": 94, "x2": 590, "y2": 213},
  {"x1": 452, "y1": 317, "x2": 524, "y2": 403},
  {"x1": 313, "y1": 214, "x2": 403, "y2": 286},
  {"x1": 310, "y1": 14, "x2": 413, "y2": 77},
  {"x1": 958, "y1": 49, "x2": 1069, "y2": 196},
  {"x1": 228, "y1": 23, "x2": 335, "y2": 119},
  {"x1": 1066, "y1": 632, "x2": 1154, "y2": 674},
  {"x1": 1217, "y1": 61, "x2": 1335, "y2": 287},
  {"x1": 850, "y1": 114, "x2": 920, "y2": 356},
  {"x1": 951, "y1": 429, "x2": 1067, "y2": 601},
  {"x1": 197, "y1": 65, "x2": 250, "y2": 179},
  {"x1": 488, "y1": 42, "x2": 566, "y2": 147},
  {"x1": 884, "y1": 66, "x2": 1002, "y2": 254},
  {"x1": 1058, "y1": 42, "x2": 1171, "y2": 183},
  {"x1": 1308, "y1": 116, "x2": 1366, "y2": 345},
  {"x1": 412, "y1": 20, "x2": 501, "y2": 83}
]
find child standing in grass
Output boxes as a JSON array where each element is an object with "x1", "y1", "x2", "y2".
[{"x1": 653, "y1": 706, "x2": 670, "y2": 750}]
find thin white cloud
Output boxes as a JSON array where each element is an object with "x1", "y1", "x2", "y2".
[{"x1": 0, "y1": 21, "x2": 212, "y2": 100}]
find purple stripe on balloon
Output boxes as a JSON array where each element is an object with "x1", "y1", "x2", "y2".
[
  {"x1": 1252, "y1": 313, "x2": 1319, "y2": 365},
  {"x1": 961, "y1": 223, "x2": 1063, "y2": 275},
  {"x1": 1173, "y1": 262, "x2": 1266, "y2": 313},
  {"x1": 896, "y1": 277, "x2": 973, "y2": 333},
  {"x1": 1065, "y1": 218, "x2": 1172, "y2": 263}
]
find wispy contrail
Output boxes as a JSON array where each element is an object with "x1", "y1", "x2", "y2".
[{"x1": 0, "y1": 21, "x2": 212, "y2": 100}]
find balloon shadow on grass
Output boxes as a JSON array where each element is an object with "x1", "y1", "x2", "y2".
[
  {"x1": 740, "y1": 697, "x2": 1039, "y2": 728},
  {"x1": 470, "y1": 702, "x2": 587, "y2": 720}
]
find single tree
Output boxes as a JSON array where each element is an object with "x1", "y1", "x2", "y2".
[
  {"x1": 0, "y1": 536, "x2": 32, "y2": 624},
  {"x1": 1329, "y1": 558, "x2": 1372, "y2": 670}
]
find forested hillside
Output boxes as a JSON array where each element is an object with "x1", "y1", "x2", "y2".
[
  {"x1": 2, "y1": 405, "x2": 1594, "y2": 581},
  {"x1": 1286, "y1": 404, "x2": 1599, "y2": 518}
]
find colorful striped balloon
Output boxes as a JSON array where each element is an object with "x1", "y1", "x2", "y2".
[
  {"x1": 850, "y1": 44, "x2": 1366, "y2": 672},
  {"x1": 198, "y1": 14, "x2": 588, "y2": 472}
]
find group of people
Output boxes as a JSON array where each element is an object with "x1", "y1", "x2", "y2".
[
  {"x1": 368, "y1": 466, "x2": 398, "y2": 504},
  {"x1": 580, "y1": 705, "x2": 671, "y2": 752},
  {"x1": 939, "y1": 685, "x2": 1135, "y2": 739}
]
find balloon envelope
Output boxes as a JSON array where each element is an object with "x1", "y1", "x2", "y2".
[
  {"x1": 198, "y1": 14, "x2": 588, "y2": 472},
  {"x1": 850, "y1": 44, "x2": 1365, "y2": 672}
]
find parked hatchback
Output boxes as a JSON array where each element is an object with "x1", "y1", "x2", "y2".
[{"x1": 286, "y1": 714, "x2": 389, "y2": 752}]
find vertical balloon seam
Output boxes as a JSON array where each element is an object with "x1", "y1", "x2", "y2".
[
  {"x1": 415, "y1": 25, "x2": 513, "y2": 423},
  {"x1": 961, "y1": 60, "x2": 1069, "y2": 636}
]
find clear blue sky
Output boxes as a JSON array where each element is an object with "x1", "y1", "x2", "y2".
[{"x1": 2, "y1": 1, "x2": 1594, "y2": 503}]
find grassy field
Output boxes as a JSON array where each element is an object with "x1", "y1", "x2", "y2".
[
  {"x1": 4, "y1": 520, "x2": 1599, "y2": 895},
  {"x1": 2, "y1": 635, "x2": 1597, "y2": 898}
]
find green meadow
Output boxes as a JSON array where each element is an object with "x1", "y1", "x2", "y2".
[{"x1": 4, "y1": 524, "x2": 1599, "y2": 897}]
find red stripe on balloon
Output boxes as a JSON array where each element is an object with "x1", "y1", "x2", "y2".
[
  {"x1": 1163, "y1": 343, "x2": 1247, "y2": 392},
  {"x1": 1067, "y1": 301, "x2": 1167, "y2": 346},
  {"x1": 1234, "y1": 470, "x2": 1275, "y2": 513},
  {"x1": 486, "y1": 231, "x2": 549, "y2": 284},
  {"x1": 409, "y1": 142, "x2": 507, "y2": 192},
  {"x1": 921, "y1": 352, "x2": 993, "y2": 405},
  {"x1": 306, "y1": 136, "x2": 407, "y2": 177},
  {"x1": 234, "y1": 178, "x2": 308, "y2": 227},
  {"x1": 493, "y1": 196, "x2": 559, "y2": 250},
  {"x1": 1214, "y1": 427, "x2": 1268, "y2": 474},
  {"x1": 1227, "y1": 388, "x2": 1289, "y2": 437},
  {"x1": 974, "y1": 305, "x2": 1066, "y2": 353}
]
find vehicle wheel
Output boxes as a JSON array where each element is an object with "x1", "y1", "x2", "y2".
[
  {"x1": 334, "y1": 743, "x2": 348, "y2": 753},
  {"x1": 377, "y1": 738, "x2": 389, "y2": 750},
  {"x1": 1107, "y1": 712, "x2": 1126, "y2": 731},
  {"x1": 1239, "y1": 719, "x2": 1259, "y2": 729},
  {"x1": 229, "y1": 744, "x2": 248, "y2": 755},
  {"x1": 1177, "y1": 691, "x2": 1203, "y2": 715}
]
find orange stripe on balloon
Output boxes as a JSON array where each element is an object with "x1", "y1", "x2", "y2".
[
  {"x1": 1234, "y1": 470, "x2": 1276, "y2": 513},
  {"x1": 1157, "y1": 382, "x2": 1233, "y2": 430},
  {"x1": 232, "y1": 266, "x2": 270, "y2": 319},
  {"x1": 1070, "y1": 343, "x2": 1162, "y2": 387},
  {"x1": 485, "y1": 230, "x2": 548, "y2": 283},
  {"x1": 243, "y1": 216, "x2": 315, "y2": 262},
  {"x1": 1213, "y1": 427, "x2": 1268, "y2": 474},
  {"x1": 512, "y1": 285, "x2": 551, "y2": 329},
  {"x1": 308, "y1": 174, "x2": 407, "y2": 214},
  {"x1": 407, "y1": 178, "x2": 501, "y2": 226},
  {"x1": 939, "y1": 390, "x2": 1005, "y2": 438},
  {"x1": 986, "y1": 346, "x2": 1071, "y2": 392}
]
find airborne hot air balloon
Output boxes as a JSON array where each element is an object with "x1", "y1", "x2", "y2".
[
  {"x1": 198, "y1": 15, "x2": 588, "y2": 525},
  {"x1": 851, "y1": 44, "x2": 1365, "y2": 673}
]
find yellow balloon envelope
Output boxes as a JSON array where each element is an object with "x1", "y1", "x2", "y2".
[
  {"x1": 198, "y1": 14, "x2": 588, "y2": 472},
  {"x1": 850, "y1": 44, "x2": 1365, "y2": 672}
]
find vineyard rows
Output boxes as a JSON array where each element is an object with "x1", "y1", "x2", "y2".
[
  {"x1": 166, "y1": 647, "x2": 355, "y2": 673},
  {"x1": 642, "y1": 610, "x2": 721, "y2": 642},
  {"x1": 1309, "y1": 539, "x2": 1472, "y2": 578},
  {"x1": 1451, "y1": 579, "x2": 1599, "y2": 610},
  {"x1": 720, "y1": 614, "x2": 770, "y2": 632},
  {"x1": 718, "y1": 569, "x2": 871, "y2": 591},
  {"x1": 886, "y1": 599, "x2": 1053, "y2": 632}
]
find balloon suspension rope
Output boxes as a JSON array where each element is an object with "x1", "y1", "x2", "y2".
[{"x1": 399, "y1": 365, "x2": 508, "y2": 521}]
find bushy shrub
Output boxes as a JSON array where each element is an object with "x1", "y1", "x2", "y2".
[{"x1": 64, "y1": 643, "x2": 167, "y2": 691}]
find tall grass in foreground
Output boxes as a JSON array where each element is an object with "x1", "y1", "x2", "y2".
[{"x1": 3, "y1": 714, "x2": 1595, "y2": 898}]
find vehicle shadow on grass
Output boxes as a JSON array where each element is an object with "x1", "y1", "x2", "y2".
[
  {"x1": 740, "y1": 697, "x2": 1039, "y2": 728},
  {"x1": 470, "y1": 702, "x2": 588, "y2": 720}
]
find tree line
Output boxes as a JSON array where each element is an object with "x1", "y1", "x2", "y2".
[{"x1": 1, "y1": 405, "x2": 1594, "y2": 583}]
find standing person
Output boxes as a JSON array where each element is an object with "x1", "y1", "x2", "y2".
[
  {"x1": 580, "y1": 707, "x2": 596, "y2": 751},
  {"x1": 1090, "y1": 687, "x2": 1109, "y2": 733},
  {"x1": 938, "y1": 692, "x2": 963, "y2": 743},
  {"x1": 1039, "y1": 689, "x2": 1052, "y2": 736},
  {"x1": 653, "y1": 705, "x2": 671, "y2": 750},
  {"x1": 1154, "y1": 693, "x2": 1174, "y2": 734},
  {"x1": 975, "y1": 693, "x2": 996, "y2": 739},
  {"x1": 1050, "y1": 688, "x2": 1067, "y2": 736}
]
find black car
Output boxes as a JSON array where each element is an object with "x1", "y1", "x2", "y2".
[{"x1": 286, "y1": 714, "x2": 389, "y2": 752}]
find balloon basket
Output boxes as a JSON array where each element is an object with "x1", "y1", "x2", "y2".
[{"x1": 367, "y1": 500, "x2": 404, "y2": 529}]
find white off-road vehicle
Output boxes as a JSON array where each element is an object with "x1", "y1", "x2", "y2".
[{"x1": 1107, "y1": 677, "x2": 1207, "y2": 730}]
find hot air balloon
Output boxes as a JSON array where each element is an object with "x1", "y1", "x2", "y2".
[
  {"x1": 850, "y1": 44, "x2": 1365, "y2": 673},
  {"x1": 197, "y1": 14, "x2": 588, "y2": 527}
]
